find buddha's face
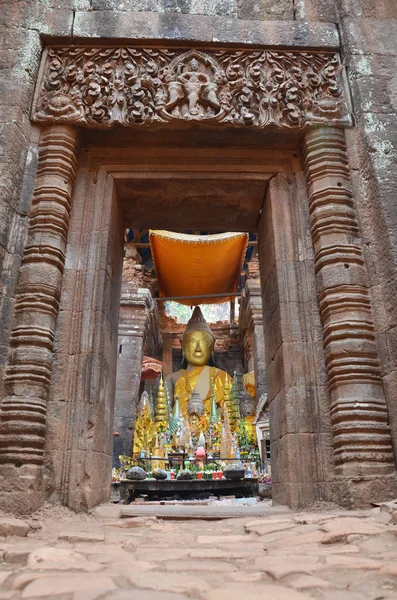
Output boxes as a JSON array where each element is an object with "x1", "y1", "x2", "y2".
[{"x1": 183, "y1": 331, "x2": 214, "y2": 367}]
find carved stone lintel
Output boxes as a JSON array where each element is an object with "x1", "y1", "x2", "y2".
[
  {"x1": 303, "y1": 127, "x2": 394, "y2": 476},
  {"x1": 1, "y1": 125, "x2": 79, "y2": 465},
  {"x1": 33, "y1": 47, "x2": 352, "y2": 130}
]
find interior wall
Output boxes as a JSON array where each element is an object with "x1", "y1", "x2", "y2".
[
  {"x1": 46, "y1": 156, "x2": 124, "y2": 510},
  {"x1": 258, "y1": 173, "x2": 334, "y2": 509}
]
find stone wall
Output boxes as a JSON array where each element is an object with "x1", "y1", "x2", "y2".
[
  {"x1": 2, "y1": 0, "x2": 397, "y2": 511},
  {"x1": 336, "y1": 1, "x2": 397, "y2": 466}
]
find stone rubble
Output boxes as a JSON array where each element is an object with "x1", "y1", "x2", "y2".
[{"x1": 0, "y1": 503, "x2": 396, "y2": 598}]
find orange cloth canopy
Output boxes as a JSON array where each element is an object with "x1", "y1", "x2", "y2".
[{"x1": 149, "y1": 230, "x2": 248, "y2": 306}]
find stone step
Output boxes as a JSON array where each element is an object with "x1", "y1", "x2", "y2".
[{"x1": 120, "y1": 503, "x2": 290, "y2": 520}]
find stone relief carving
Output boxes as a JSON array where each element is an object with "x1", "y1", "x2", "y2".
[{"x1": 33, "y1": 47, "x2": 351, "y2": 129}]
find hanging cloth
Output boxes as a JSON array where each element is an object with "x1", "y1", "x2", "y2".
[{"x1": 149, "y1": 230, "x2": 248, "y2": 306}]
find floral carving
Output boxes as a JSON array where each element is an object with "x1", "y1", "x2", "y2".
[{"x1": 33, "y1": 47, "x2": 351, "y2": 129}]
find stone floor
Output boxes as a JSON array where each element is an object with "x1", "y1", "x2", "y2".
[{"x1": 1, "y1": 500, "x2": 397, "y2": 599}]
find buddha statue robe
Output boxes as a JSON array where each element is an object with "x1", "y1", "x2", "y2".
[{"x1": 173, "y1": 365, "x2": 231, "y2": 417}]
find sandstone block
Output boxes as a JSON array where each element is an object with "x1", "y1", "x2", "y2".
[
  {"x1": 253, "y1": 555, "x2": 321, "y2": 580},
  {"x1": 58, "y1": 532, "x2": 105, "y2": 543},
  {"x1": 320, "y1": 517, "x2": 386, "y2": 544},
  {"x1": 100, "y1": 591, "x2": 188, "y2": 600},
  {"x1": 204, "y1": 583, "x2": 313, "y2": 600},
  {"x1": 379, "y1": 563, "x2": 397, "y2": 578},
  {"x1": 197, "y1": 534, "x2": 256, "y2": 545},
  {"x1": 121, "y1": 516, "x2": 157, "y2": 528},
  {"x1": 324, "y1": 555, "x2": 384, "y2": 570},
  {"x1": 237, "y1": 0, "x2": 294, "y2": 20},
  {"x1": 92, "y1": 504, "x2": 121, "y2": 520},
  {"x1": 73, "y1": 10, "x2": 339, "y2": 48},
  {"x1": 0, "y1": 518, "x2": 29, "y2": 537},
  {"x1": 11, "y1": 572, "x2": 56, "y2": 591},
  {"x1": 289, "y1": 575, "x2": 331, "y2": 590},
  {"x1": 163, "y1": 559, "x2": 237, "y2": 572},
  {"x1": 21, "y1": 574, "x2": 116, "y2": 598},
  {"x1": 244, "y1": 521, "x2": 296, "y2": 536},
  {"x1": 26, "y1": 546, "x2": 102, "y2": 572},
  {"x1": 189, "y1": 547, "x2": 257, "y2": 559},
  {"x1": 128, "y1": 571, "x2": 210, "y2": 594}
]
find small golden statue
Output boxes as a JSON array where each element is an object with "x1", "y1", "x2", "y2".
[{"x1": 133, "y1": 391, "x2": 156, "y2": 456}]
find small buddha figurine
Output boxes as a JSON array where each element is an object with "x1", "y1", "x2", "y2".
[{"x1": 166, "y1": 307, "x2": 232, "y2": 418}]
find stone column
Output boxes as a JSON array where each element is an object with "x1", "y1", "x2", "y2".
[
  {"x1": 0, "y1": 125, "x2": 79, "y2": 511},
  {"x1": 240, "y1": 279, "x2": 267, "y2": 401},
  {"x1": 162, "y1": 333, "x2": 174, "y2": 378},
  {"x1": 113, "y1": 287, "x2": 158, "y2": 465},
  {"x1": 303, "y1": 127, "x2": 395, "y2": 477}
]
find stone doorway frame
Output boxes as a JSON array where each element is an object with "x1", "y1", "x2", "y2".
[
  {"x1": 1, "y1": 44, "x2": 396, "y2": 513},
  {"x1": 50, "y1": 145, "x2": 326, "y2": 511}
]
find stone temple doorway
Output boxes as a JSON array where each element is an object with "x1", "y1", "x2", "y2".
[
  {"x1": 49, "y1": 135, "x2": 327, "y2": 512},
  {"x1": 1, "y1": 45, "x2": 396, "y2": 515}
]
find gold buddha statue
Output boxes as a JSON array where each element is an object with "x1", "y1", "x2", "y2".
[{"x1": 166, "y1": 307, "x2": 232, "y2": 418}]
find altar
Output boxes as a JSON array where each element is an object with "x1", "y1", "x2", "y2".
[{"x1": 115, "y1": 477, "x2": 259, "y2": 503}]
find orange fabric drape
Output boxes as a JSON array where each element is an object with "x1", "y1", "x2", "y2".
[{"x1": 149, "y1": 230, "x2": 248, "y2": 306}]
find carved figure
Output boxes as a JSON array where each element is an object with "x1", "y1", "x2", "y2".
[
  {"x1": 32, "y1": 47, "x2": 351, "y2": 129},
  {"x1": 165, "y1": 58, "x2": 220, "y2": 116}
]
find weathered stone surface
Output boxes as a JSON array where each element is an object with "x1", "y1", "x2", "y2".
[
  {"x1": 289, "y1": 575, "x2": 331, "y2": 589},
  {"x1": 237, "y1": 0, "x2": 294, "y2": 20},
  {"x1": 21, "y1": 574, "x2": 116, "y2": 598},
  {"x1": 73, "y1": 11, "x2": 339, "y2": 47},
  {"x1": 128, "y1": 571, "x2": 211, "y2": 594},
  {"x1": 245, "y1": 520, "x2": 295, "y2": 536},
  {"x1": 204, "y1": 583, "x2": 313, "y2": 600},
  {"x1": 0, "y1": 506, "x2": 396, "y2": 599},
  {"x1": 0, "y1": 518, "x2": 29, "y2": 537},
  {"x1": 320, "y1": 517, "x2": 387, "y2": 544},
  {"x1": 91, "y1": 0, "x2": 238, "y2": 14},
  {"x1": 27, "y1": 546, "x2": 102, "y2": 571},
  {"x1": 58, "y1": 532, "x2": 105, "y2": 543},
  {"x1": 254, "y1": 555, "x2": 321, "y2": 580},
  {"x1": 121, "y1": 517, "x2": 157, "y2": 528}
]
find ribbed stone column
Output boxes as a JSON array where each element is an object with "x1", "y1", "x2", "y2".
[
  {"x1": 303, "y1": 127, "x2": 394, "y2": 476},
  {"x1": 0, "y1": 125, "x2": 79, "y2": 466}
]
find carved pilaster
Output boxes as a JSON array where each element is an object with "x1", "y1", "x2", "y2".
[
  {"x1": 303, "y1": 127, "x2": 394, "y2": 476},
  {"x1": 1, "y1": 125, "x2": 79, "y2": 465}
]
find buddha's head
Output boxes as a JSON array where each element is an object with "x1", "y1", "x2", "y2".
[{"x1": 182, "y1": 307, "x2": 214, "y2": 368}]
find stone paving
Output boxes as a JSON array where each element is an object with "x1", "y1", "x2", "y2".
[{"x1": 1, "y1": 501, "x2": 397, "y2": 599}]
